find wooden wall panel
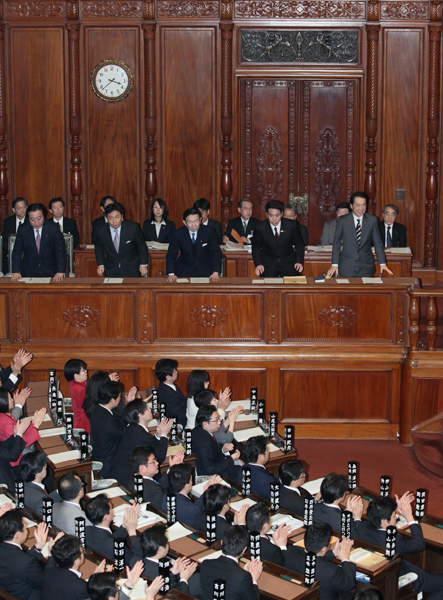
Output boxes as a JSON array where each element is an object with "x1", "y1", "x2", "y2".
[
  {"x1": 412, "y1": 378, "x2": 443, "y2": 425},
  {"x1": 9, "y1": 28, "x2": 66, "y2": 203},
  {"x1": 160, "y1": 28, "x2": 217, "y2": 224},
  {"x1": 0, "y1": 292, "x2": 7, "y2": 340},
  {"x1": 381, "y1": 29, "x2": 424, "y2": 262},
  {"x1": 84, "y1": 27, "x2": 141, "y2": 227}
]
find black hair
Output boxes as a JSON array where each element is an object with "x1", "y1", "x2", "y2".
[
  {"x1": 124, "y1": 398, "x2": 148, "y2": 425},
  {"x1": 27, "y1": 203, "x2": 48, "y2": 218},
  {"x1": 193, "y1": 198, "x2": 211, "y2": 212},
  {"x1": 100, "y1": 196, "x2": 117, "y2": 208},
  {"x1": 85, "y1": 494, "x2": 111, "y2": 525},
  {"x1": 304, "y1": 523, "x2": 332, "y2": 554},
  {"x1": 0, "y1": 510, "x2": 25, "y2": 541},
  {"x1": 19, "y1": 452, "x2": 47, "y2": 483},
  {"x1": 155, "y1": 358, "x2": 178, "y2": 383},
  {"x1": 350, "y1": 191, "x2": 369, "y2": 206},
  {"x1": 353, "y1": 590, "x2": 384, "y2": 600},
  {"x1": 129, "y1": 445, "x2": 156, "y2": 474},
  {"x1": 186, "y1": 370, "x2": 210, "y2": 398},
  {"x1": 336, "y1": 202, "x2": 351, "y2": 212},
  {"x1": 244, "y1": 436, "x2": 268, "y2": 463},
  {"x1": 382, "y1": 203, "x2": 399, "y2": 215},
  {"x1": 51, "y1": 534, "x2": 82, "y2": 569},
  {"x1": 150, "y1": 199, "x2": 169, "y2": 220},
  {"x1": 202, "y1": 484, "x2": 230, "y2": 515},
  {"x1": 194, "y1": 389, "x2": 217, "y2": 409},
  {"x1": 87, "y1": 573, "x2": 118, "y2": 600},
  {"x1": 265, "y1": 200, "x2": 284, "y2": 213},
  {"x1": 83, "y1": 371, "x2": 111, "y2": 418},
  {"x1": 238, "y1": 198, "x2": 253, "y2": 208},
  {"x1": 167, "y1": 463, "x2": 193, "y2": 494},
  {"x1": 221, "y1": 525, "x2": 249, "y2": 557},
  {"x1": 12, "y1": 197, "x2": 27, "y2": 209},
  {"x1": 366, "y1": 497, "x2": 397, "y2": 530},
  {"x1": 140, "y1": 524, "x2": 168, "y2": 557},
  {"x1": 64, "y1": 359, "x2": 87, "y2": 382},
  {"x1": 58, "y1": 471, "x2": 84, "y2": 501},
  {"x1": 245, "y1": 502, "x2": 270, "y2": 533},
  {"x1": 320, "y1": 473, "x2": 349, "y2": 504},
  {"x1": 0, "y1": 389, "x2": 10, "y2": 413},
  {"x1": 104, "y1": 202, "x2": 124, "y2": 216},
  {"x1": 97, "y1": 381, "x2": 123, "y2": 406},
  {"x1": 49, "y1": 197, "x2": 65, "y2": 209},
  {"x1": 283, "y1": 204, "x2": 296, "y2": 213},
  {"x1": 183, "y1": 208, "x2": 200, "y2": 220},
  {"x1": 195, "y1": 404, "x2": 218, "y2": 428},
  {"x1": 278, "y1": 460, "x2": 306, "y2": 486}
]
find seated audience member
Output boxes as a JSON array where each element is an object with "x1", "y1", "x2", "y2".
[
  {"x1": 87, "y1": 572, "x2": 162, "y2": 600},
  {"x1": 82, "y1": 370, "x2": 120, "y2": 422},
  {"x1": 200, "y1": 525, "x2": 262, "y2": 600},
  {"x1": 20, "y1": 451, "x2": 60, "y2": 515},
  {"x1": 128, "y1": 445, "x2": 169, "y2": 508},
  {"x1": 85, "y1": 494, "x2": 141, "y2": 562},
  {"x1": 193, "y1": 197, "x2": 222, "y2": 242},
  {"x1": 2, "y1": 196, "x2": 28, "y2": 274},
  {"x1": 283, "y1": 204, "x2": 308, "y2": 246},
  {"x1": 185, "y1": 369, "x2": 210, "y2": 429},
  {"x1": 160, "y1": 463, "x2": 207, "y2": 528},
  {"x1": 52, "y1": 471, "x2": 91, "y2": 535},
  {"x1": 245, "y1": 502, "x2": 288, "y2": 566},
  {"x1": 89, "y1": 380, "x2": 125, "y2": 478},
  {"x1": 48, "y1": 197, "x2": 80, "y2": 248},
  {"x1": 194, "y1": 483, "x2": 233, "y2": 539},
  {"x1": 132, "y1": 524, "x2": 200, "y2": 596},
  {"x1": 314, "y1": 473, "x2": 362, "y2": 536},
  {"x1": 320, "y1": 202, "x2": 351, "y2": 245},
  {"x1": 378, "y1": 203, "x2": 407, "y2": 247},
  {"x1": 0, "y1": 388, "x2": 46, "y2": 467},
  {"x1": 222, "y1": 198, "x2": 260, "y2": 245},
  {"x1": 285, "y1": 523, "x2": 356, "y2": 600},
  {"x1": 278, "y1": 459, "x2": 312, "y2": 515},
  {"x1": 142, "y1": 198, "x2": 176, "y2": 243},
  {"x1": 0, "y1": 348, "x2": 33, "y2": 393},
  {"x1": 111, "y1": 399, "x2": 172, "y2": 486},
  {"x1": 91, "y1": 195, "x2": 116, "y2": 244},
  {"x1": 0, "y1": 417, "x2": 33, "y2": 492},
  {"x1": 357, "y1": 493, "x2": 443, "y2": 598},
  {"x1": 239, "y1": 436, "x2": 278, "y2": 501},
  {"x1": 155, "y1": 358, "x2": 187, "y2": 427},
  {"x1": 64, "y1": 358, "x2": 90, "y2": 433},
  {"x1": 0, "y1": 511, "x2": 57, "y2": 600},
  {"x1": 192, "y1": 405, "x2": 241, "y2": 479},
  {"x1": 353, "y1": 591, "x2": 384, "y2": 600},
  {"x1": 194, "y1": 388, "x2": 241, "y2": 446}
]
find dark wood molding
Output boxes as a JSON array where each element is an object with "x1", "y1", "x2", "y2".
[{"x1": 143, "y1": 24, "x2": 157, "y2": 218}]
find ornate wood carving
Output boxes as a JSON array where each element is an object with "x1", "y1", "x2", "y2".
[
  {"x1": 368, "y1": 0, "x2": 380, "y2": 20},
  {"x1": 220, "y1": 24, "x2": 233, "y2": 231},
  {"x1": 314, "y1": 127, "x2": 341, "y2": 214},
  {"x1": 0, "y1": 26, "x2": 8, "y2": 231},
  {"x1": 425, "y1": 296, "x2": 437, "y2": 350},
  {"x1": 240, "y1": 30, "x2": 359, "y2": 64},
  {"x1": 7, "y1": 2, "x2": 66, "y2": 17},
  {"x1": 430, "y1": 0, "x2": 442, "y2": 20},
  {"x1": 220, "y1": 0, "x2": 231, "y2": 18},
  {"x1": 63, "y1": 305, "x2": 100, "y2": 327},
  {"x1": 395, "y1": 292, "x2": 405, "y2": 344},
  {"x1": 380, "y1": 2, "x2": 428, "y2": 19},
  {"x1": 319, "y1": 305, "x2": 356, "y2": 327},
  {"x1": 265, "y1": 290, "x2": 280, "y2": 344},
  {"x1": 234, "y1": 0, "x2": 365, "y2": 19},
  {"x1": 67, "y1": 24, "x2": 83, "y2": 243},
  {"x1": 81, "y1": 1, "x2": 142, "y2": 16},
  {"x1": 409, "y1": 295, "x2": 420, "y2": 351},
  {"x1": 364, "y1": 25, "x2": 380, "y2": 214},
  {"x1": 143, "y1": 25, "x2": 157, "y2": 219},
  {"x1": 190, "y1": 306, "x2": 228, "y2": 327},
  {"x1": 256, "y1": 127, "x2": 283, "y2": 207},
  {"x1": 11, "y1": 291, "x2": 25, "y2": 343},
  {"x1": 157, "y1": 1, "x2": 218, "y2": 17},
  {"x1": 424, "y1": 26, "x2": 441, "y2": 267},
  {"x1": 142, "y1": 0, "x2": 155, "y2": 19},
  {"x1": 138, "y1": 291, "x2": 152, "y2": 343}
]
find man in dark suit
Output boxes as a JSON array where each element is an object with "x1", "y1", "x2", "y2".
[
  {"x1": 155, "y1": 358, "x2": 187, "y2": 427},
  {"x1": 278, "y1": 459, "x2": 312, "y2": 516},
  {"x1": 11, "y1": 203, "x2": 66, "y2": 281},
  {"x1": 0, "y1": 511, "x2": 56, "y2": 600},
  {"x1": 379, "y1": 204, "x2": 407, "y2": 247},
  {"x1": 328, "y1": 191, "x2": 393, "y2": 278},
  {"x1": 20, "y1": 451, "x2": 60, "y2": 515},
  {"x1": 194, "y1": 483, "x2": 232, "y2": 539},
  {"x1": 85, "y1": 494, "x2": 142, "y2": 563},
  {"x1": 192, "y1": 405, "x2": 241, "y2": 479},
  {"x1": 89, "y1": 380, "x2": 125, "y2": 478},
  {"x1": 0, "y1": 348, "x2": 32, "y2": 393},
  {"x1": 252, "y1": 200, "x2": 305, "y2": 277},
  {"x1": 238, "y1": 436, "x2": 278, "y2": 501},
  {"x1": 320, "y1": 202, "x2": 351, "y2": 246},
  {"x1": 166, "y1": 207, "x2": 222, "y2": 281},
  {"x1": 222, "y1": 198, "x2": 261, "y2": 245},
  {"x1": 43, "y1": 535, "x2": 89, "y2": 600},
  {"x1": 200, "y1": 525, "x2": 262, "y2": 600},
  {"x1": 283, "y1": 204, "x2": 308, "y2": 246},
  {"x1": 48, "y1": 197, "x2": 80, "y2": 248},
  {"x1": 285, "y1": 523, "x2": 356, "y2": 600},
  {"x1": 91, "y1": 195, "x2": 116, "y2": 244},
  {"x1": 194, "y1": 198, "x2": 222, "y2": 242},
  {"x1": 128, "y1": 445, "x2": 175, "y2": 508},
  {"x1": 2, "y1": 196, "x2": 27, "y2": 273},
  {"x1": 314, "y1": 473, "x2": 362, "y2": 536},
  {"x1": 94, "y1": 202, "x2": 148, "y2": 277},
  {"x1": 245, "y1": 503, "x2": 288, "y2": 566},
  {"x1": 357, "y1": 494, "x2": 443, "y2": 599},
  {"x1": 160, "y1": 464, "x2": 205, "y2": 528}
]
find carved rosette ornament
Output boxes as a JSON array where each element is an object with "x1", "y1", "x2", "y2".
[
  {"x1": 380, "y1": 2, "x2": 428, "y2": 19},
  {"x1": 190, "y1": 306, "x2": 227, "y2": 327},
  {"x1": 314, "y1": 127, "x2": 341, "y2": 214},
  {"x1": 235, "y1": 0, "x2": 365, "y2": 19},
  {"x1": 319, "y1": 306, "x2": 356, "y2": 327},
  {"x1": 63, "y1": 306, "x2": 100, "y2": 328},
  {"x1": 82, "y1": 1, "x2": 142, "y2": 16},
  {"x1": 256, "y1": 127, "x2": 283, "y2": 208},
  {"x1": 7, "y1": 1, "x2": 66, "y2": 17},
  {"x1": 157, "y1": 1, "x2": 218, "y2": 16}
]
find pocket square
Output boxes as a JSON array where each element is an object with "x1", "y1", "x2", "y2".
[
  {"x1": 202, "y1": 243, "x2": 208, "y2": 247},
  {"x1": 126, "y1": 240, "x2": 132, "y2": 244}
]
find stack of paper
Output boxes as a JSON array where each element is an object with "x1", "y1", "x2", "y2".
[
  {"x1": 0, "y1": 494, "x2": 15, "y2": 508},
  {"x1": 40, "y1": 427, "x2": 66, "y2": 438},
  {"x1": 113, "y1": 504, "x2": 164, "y2": 528},
  {"x1": 271, "y1": 513, "x2": 304, "y2": 531},
  {"x1": 230, "y1": 498, "x2": 257, "y2": 511},
  {"x1": 167, "y1": 521, "x2": 192, "y2": 542},
  {"x1": 301, "y1": 477, "x2": 324, "y2": 496},
  {"x1": 47, "y1": 449, "x2": 81, "y2": 464},
  {"x1": 198, "y1": 550, "x2": 224, "y2": 562},
  {"x1": 87, "y1": 486, "x2": 127, "y2": 499},
  {"x1": 234, "y1": 427, "x2": 266, "y2": 442},
  {"x1": 191, "y1": 478, "x2": 230, "y2": 498}
]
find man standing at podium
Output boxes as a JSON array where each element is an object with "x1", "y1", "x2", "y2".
[{"x1": 327, "y1": 191, "x2": 393, "y2": 278}]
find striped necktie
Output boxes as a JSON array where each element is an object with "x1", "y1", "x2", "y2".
[
  {"x1": 355, "y1": 219, "x2": 361, "y2": 246},
  {"x1": 387, "y1": 226, "x2": 393, "y2": 247}
]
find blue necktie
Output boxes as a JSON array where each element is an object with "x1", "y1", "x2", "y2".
[{"x1": 192, "y1": 233, "x2": 196, "y2": 244}]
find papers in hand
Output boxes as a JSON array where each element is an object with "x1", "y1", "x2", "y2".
[
  {"x1": 301, "y1": 477, "x2": 324, "y2": 496},
  {"x1": 87, "y1": 486, "x2": 128, "y2": 499},
  {"x1": 234, "y1": 426, "x2": 266, "y2": 442},
  {"x1": 230, "y1": 498, "x2": 257, "y2": 511},
  {"x1": 167, "y1": 521, "x2": 193, "y2": 542},
  {"x1": 47, "y1": 449, "x2": 81, "y2": 464}
]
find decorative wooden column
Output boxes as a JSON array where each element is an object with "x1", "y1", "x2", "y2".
[
  {"x1": 0, "y1": 25, "x2": 8, "y2": 230},
  {"x1": 364, "y1": 0, "x2": 380, "y2": 215},
  {"x1": 67, "y1": 22, "x2": 83, "y2": 243},
  {"x1": 424, "y1": 2, "x2": 442, "y2": 267},
  {"x1": 143, "y1": 23, "x2": 157, "y2": 219},
  {"x1": 220, "y1": 23, "x2": 233, "y2": 231}
]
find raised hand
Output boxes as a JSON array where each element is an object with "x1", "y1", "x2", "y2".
[
  {"x1": 126, "y1": 560, "x2": 144, "y2": 588},
  {"x1": 245, "y1": 559, "x2": 263, "y2": 583},
  {"x1": 48, "y1": 531, "x2": 64, "y2": 553},
  {"x1": 0, "y1": 503, "x2": 12, "y2": 517},
  {"x1": 395, "y1": 491, "x2": 415, "y2": 521},
  {"x1": 32, "y1": 407, "x2": 47, "y2": 429},
  {"x1": 171, "y1": 556, "x2": 191, "y2": 575},
  {"x1": 157, "y1": 418, "x2": 173, "y2": 437},
  {"x1": 14, "y1": 416, "x2": 32, "y2": 436},
  {"x1": 145, "y1": 576, "x2": 164, "y2": 600},
  {"x1": 233, "y1": 504, "x2": 248, "y2": 526},
  {"x1": 203, "y1": 475, "x2": 223, "y2": 491},
  {"x1": 34, "y1": 522, "x2": 49, "y2": 550},
  {"x1": 94, "y1": 559, "x2": 107, "y2": 573},
  {"x1": 125, "y1": 386, "x2": 138, "y2": 403},
  {"x1": 273, "y1": 524, "x2": 290, "y2": 547},
  {"x1": 109, "y1": 372, "x2": 120, "y2": 382},
  {"x1": 169, "y1": 450, "x2": 185, "y2": 467},
  {"x1": 13, "y1": 387, "x2": 32, "y2": 406},
  {"x1": 11, "y1": 349, "x2": 33, "y2": 375},
  {"x1": 123, "y1": 503, "x2": 141, "y2": 535},
  {"x1": 336, "y1": 538, "x2": 354, "y2": 562},
  {"x1": 219, "y1": 387, "x2": 232, "y2": 411}
]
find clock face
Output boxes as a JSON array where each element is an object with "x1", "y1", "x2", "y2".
[{"x1": 91, "y1": 59, "x2": 134, "y2": 102}]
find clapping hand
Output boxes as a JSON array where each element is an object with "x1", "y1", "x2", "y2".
[
  {"x1": 11, "y1": 349, "x2": 33, "y2": 375},
  {"x1": 145, "y1": 576, "x2": 164, "y2": 600},
  {"x1": 169, "y1": 450, "x2": 185, "y2": 467}
]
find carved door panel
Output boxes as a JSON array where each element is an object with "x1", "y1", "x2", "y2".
[{"x1": 240, "y1": 79, "x2": 357, "y2": 244}]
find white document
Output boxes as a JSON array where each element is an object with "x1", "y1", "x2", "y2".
[
  {"x1": 271, "y1": 513, "x2": 304, "y2": 531},
  {"x1": 39, "y1": 427, "x2": 66, "y2": 438},
  {"x1": 301, "y1": 477, "x2": 324, "y2": 495},
  {"x1": 235, "y1": 412, "x2": 257, "y2": 422},
  {"x1": 24, "y1": 517, "x2": 38, "y2": 528},
  {"x1": 264, "y1": 278, "x2": 284, "y2": 284},
  {"x1": 25, "y1": 278, "x2": 51, "y2": 284},
  {"x1": 336, "y1": 279, "x2": 350, "y2": 284},
  {"x1": 229, "y1": 399, "x2": 253, "y2": 410},
  {"x1": 103, "y1": 278, "x2": 124, "y2": 284},
  {"x1": 117, "y1": 578, "x2": 146, "y2": 600},
  {"x1": 191, "y1": 479, "x2": 230, "y2": 498},
  {"x1": 190, "y1": 277, "x2": 210, "y2": 283},
  {"x1": 85, "y1": 244, "x2": 95, "y2": 249},
  {"x1": 147, "y1": 241, "x2": 169, "y2": 250},
  {"x1": 362, "y1": 277, "x2": 383, "y2": 284},
  {"x1": 167, "y1": 521, "x2": 193, "y2": 542},
  {"x1": 176, "y1": 278, "x2": 189, "y2": 283},
  {"x1": 47, "y1": 449, "x2": 81, "y2": 464},
  {"x1": 230, "y1": 498, "x2": 257, "y2": 511},
  {"x1": 234, "y1": 427, "x2": 266, "y2": 442},
  {"x1": 87, "y1": 486, "x2": 128, "y2": 499},
  {"x1": 252, "y1": 279, "x2": 265, "y2": 284},
  {"x1": 385, "y1": 247, "x2": 411, "y2": 254},
  {"x1": 113, "y1": 504, "x2": 165, "y2": 528},
  {"x1": 43, "y1": 414, "x2": 52, "y2": 422},
  {"x1": 268, "y1": 443, "x2": 281, "y2": 453},
  {"x1": 0, "y1": 494, "x2": 15, "y2": 508},
  {"x1": 198, "y1": 550, "x2": 224, "y2": 563}
]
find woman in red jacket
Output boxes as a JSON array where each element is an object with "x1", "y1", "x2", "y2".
[{"x1": 63, "y1": 359, "x2": 90, "y2": 433}]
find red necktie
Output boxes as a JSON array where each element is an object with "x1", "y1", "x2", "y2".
[{"x1": 274, "y1": 227, "x2": 279, "y2": 240}]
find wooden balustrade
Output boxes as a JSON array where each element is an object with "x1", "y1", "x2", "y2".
[{"x1": 408, "y1": 290, "x2": 440, "y2": 351}]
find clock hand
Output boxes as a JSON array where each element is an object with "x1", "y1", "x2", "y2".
[{"x1": 102, "y1": 78, "x2": 116, "y2": 90}]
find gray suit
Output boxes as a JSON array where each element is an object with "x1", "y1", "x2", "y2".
[
  {"x1": 320, "y1": 219, "x2": 337, "y2": 245},
  {"x1": 24, "y1": 482, "x2": 60, "y2": 516},
  {"x1": 331, "y1": 212, "x2": 386, "y2": 277},
  {"x1": 52, "y1": 500, "x2": 92, "y2": 535}
]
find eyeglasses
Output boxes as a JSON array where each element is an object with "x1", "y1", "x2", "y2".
[
  {"x1": 147, "y1": 459, "x2": 158, "y2": 465},
  {"x1": 209, "y1": 417, "x2": 221, "y2": 423}
]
